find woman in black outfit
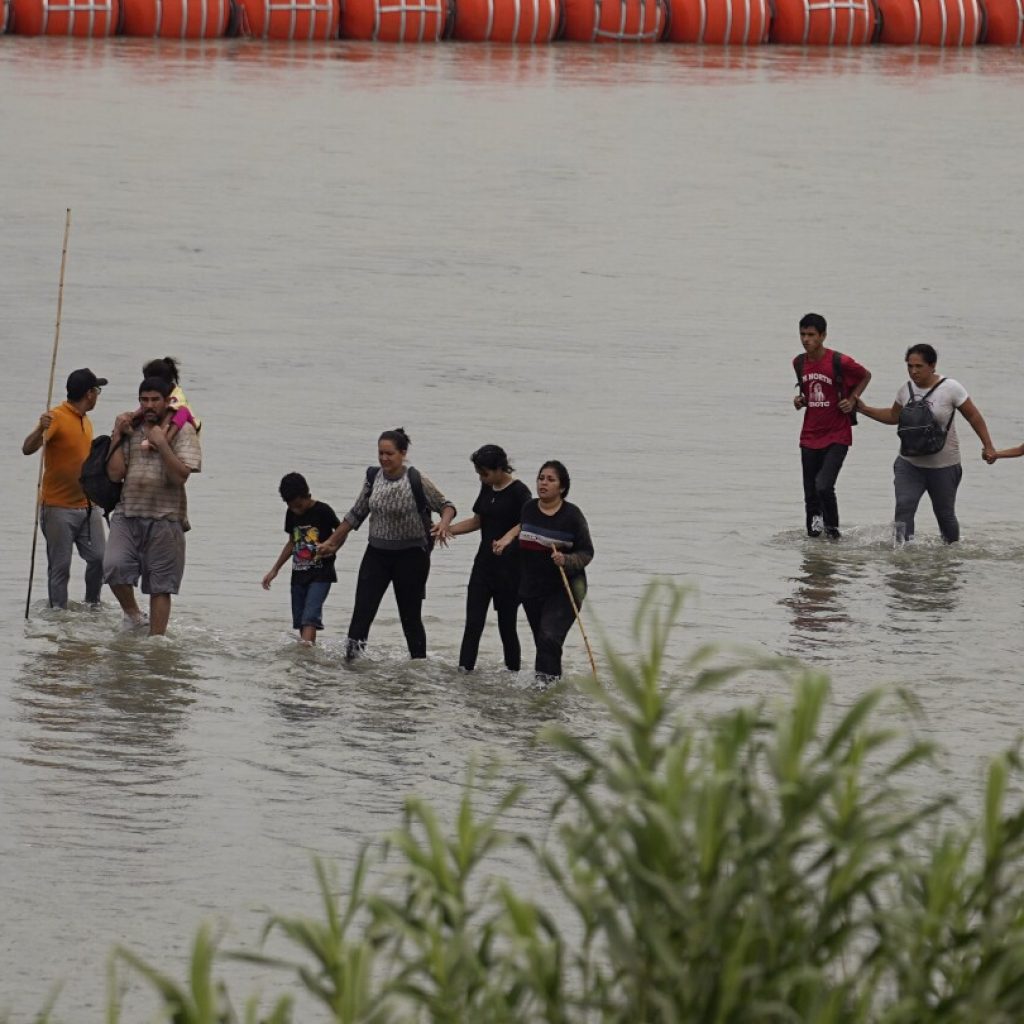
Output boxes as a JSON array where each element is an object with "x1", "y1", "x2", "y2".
[
  {"x1": 496, "y1": 460, "x2": 594, "y2": 681},
  {"x1": 449, "y1": 445, "x2": 532, "y2": 672}
]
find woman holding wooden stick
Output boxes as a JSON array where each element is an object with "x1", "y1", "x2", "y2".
[{"x1": 495, "y1": 460, "x2": 594, "y2": 681}]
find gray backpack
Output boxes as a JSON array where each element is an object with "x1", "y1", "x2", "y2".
[{"x1": 898, "y1": 379, "x2": 955, "y2": 457}]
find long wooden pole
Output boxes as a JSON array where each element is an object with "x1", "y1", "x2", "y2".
[
  {"x1": 25, "y1": 209, "x2": 72, "y2": 620},
  {"x1": 558, "y1": 563, "x2": 598, "y2": 681}
]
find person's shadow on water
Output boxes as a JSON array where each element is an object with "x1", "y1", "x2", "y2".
[
  {"x1": 883, "y1": 546, "x2": 963, "y2": 619},
  {"x1": 782, "y1": 547, "x2": 855, "y2": 646},
  {"x1": 11, "y1": 630, "x2": 198, "y2": 778}
]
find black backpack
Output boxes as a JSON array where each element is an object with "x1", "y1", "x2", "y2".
[
  {"x1": 79, "y1": 435, "x2": 122, "y2": 518},
  {"x1": 794, "y1": 349, "x2": 858, "y2": 426},
  {"x1": 365, "y1": 465, "x2": 435, "y2": 552},
  {"x1": 898, "y1": 379, "x2": 955, "y2": 457}
]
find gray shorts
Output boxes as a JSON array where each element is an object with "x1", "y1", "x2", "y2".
[{"x1": 103, "y1": 515, "x2": 186, "y2": 595}]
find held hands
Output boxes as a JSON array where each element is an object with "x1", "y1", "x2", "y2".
[
  {"x1": 838, "y1": 397, "x2": 856, "y2": 415},
  {"x1": 492, "y1": 536, "x2": 512, "y2": 556},
  {"x1": 316, "y1": 538, "x2": 341, "y2": 558},
  {"x1": 261, "y1": 568, "x2": 277, "y2": 590},
  {"x1": 430, "y1": 522, "x2": 452, "y2": 548},
  {"x1": 983, "y1": 447, "x2": 998, "y2": 465}
]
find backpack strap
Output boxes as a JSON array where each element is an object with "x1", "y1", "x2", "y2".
[
  {"x1": 832, "y1": 350, "x2": 844, "y2": 401},
  {"x1": 794, "y1": 353, "x2": 805, "y2": 396},
  {"x1": 906, "y1": 377, "x2": 946, "y2": 404}
]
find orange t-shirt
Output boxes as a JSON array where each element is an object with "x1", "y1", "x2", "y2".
[{"x1": 41, "y1": 402, "x2": 93, "y2": 508}]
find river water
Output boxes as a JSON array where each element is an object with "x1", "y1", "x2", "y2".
[{"x1": 2, "y1": 38, "x2": 1024, "y2": 1018}]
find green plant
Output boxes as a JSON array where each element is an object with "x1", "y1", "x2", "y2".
[{"x1": 52, "y1": 580, "x2": 1024, "y2": 1022}]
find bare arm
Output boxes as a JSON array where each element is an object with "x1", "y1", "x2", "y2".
[
  {"x1": 317, "y1": 519, "x2": 353, "y2": 557},
  {"x1": 986, "y1": 443, "x2": 1024, "y2": 463},
  {"x1": 856, "y1": 399, "x2": 902, "y2": 426},
  {"x1": 262, "y1": 540, "x2": 294, "y2": 589},
  {"x1": 106, "y1": 413, "x2": 135, "y2": 482},
  {"x1": 22, "y1": 412, "x2": 53, "y2": 455},
  {"x1": 145, "y1": 422, "x2": 192, "y2": 486},
  {"x1": 958, "y1": 398, "x2": 995, "y2": 458},
  {"x1": 448, "y1": 514, "x2": 482, "y2": 537},
  {"x1": 493, "y1": 524, "x2": 521, "y2": 555},
  {"x1": 839, "y1": 368, "x2": 872, "y2": 415}
]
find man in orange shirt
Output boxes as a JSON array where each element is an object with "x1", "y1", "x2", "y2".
[{"x1": 22, "y1": 368, "x2": 108, "y2": 609}]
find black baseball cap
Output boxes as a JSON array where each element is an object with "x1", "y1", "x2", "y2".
[{"x1": 66, "y1": 368, "x2": 108, "y2": 400}]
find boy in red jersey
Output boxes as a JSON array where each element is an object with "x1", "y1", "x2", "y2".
[{"x1": 792, "y1": 313, "x2": 871, "y2": 540}]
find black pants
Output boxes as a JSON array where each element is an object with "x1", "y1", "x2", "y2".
[
  {"x1": 347, "y1": 546, "x2": 430, "y2": 660},
  {"x1": 522, "y1": 585, "x2": 584, "y2": 680},
  {"x1": 459, "y1": 571, "x2": 521, "y2": 672},
  {"x1": 800, "y1": 444, "x2": 849, "y2": 535}
]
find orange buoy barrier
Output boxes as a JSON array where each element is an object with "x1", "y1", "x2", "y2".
[
  {"x1": 340, "y1": 0, "x2": 452, "y2": 38},
  {"x1": 563, "y1": 0, "x2": 667, "y2": 38},
  {"x1": 236, "y1": 0, "x2": 339, "y2": 37},
  {"x1": 983, "y1": 0, "x2": 1023, "y2": 42},
  {"x1": 121, "y1": 0, "x2": 230, "y2": 35},
  {"x1": 452, "y1": 0, "x2": 559, "y2": 40},
  {"x1": 666, "y1": 0, "x2": 769, "y2": 42},
  {"x1": 10, "y1": 0, "x2": 119, "y2": 32},
  {"x1": 875, "y1": 0, "x2": 981, "y2": 42},
  {"x1": 770, "y1": 0, "x2": 876, "y2": 42}
]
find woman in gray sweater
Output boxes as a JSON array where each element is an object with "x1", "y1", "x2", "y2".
[{"x1": 318, "y1": 428, "x2": 455, "y2": 660}]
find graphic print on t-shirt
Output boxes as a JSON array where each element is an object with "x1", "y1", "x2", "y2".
[
  {"x1": 808, "y1": 380, "x2": 827, "y2": 408},
  {"x1": 291, "y1": 524, "x2": 323, "y2": 570}
]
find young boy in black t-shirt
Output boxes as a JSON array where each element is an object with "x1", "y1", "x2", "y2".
[{"x1": 262, "y1": 473, "x2": 341, "y2": 644}]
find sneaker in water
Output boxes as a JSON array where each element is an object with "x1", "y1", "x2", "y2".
[
  {"x1": 808, "y1": 515, "x2": 825, "y2": 537},
  {"x1": 121, "y1": 611, "x2": 149, "y2": 631},
  {"x1": 825, "y1": 527, "x2": 842, "y2": 541}
]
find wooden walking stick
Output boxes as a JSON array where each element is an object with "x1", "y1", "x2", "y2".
[
  {"x1": 558, "y1": 563, "x2": 598, "y2": 681},
  {"x1": 25, "y1": 208, "x2": 72, "y2": 620}
]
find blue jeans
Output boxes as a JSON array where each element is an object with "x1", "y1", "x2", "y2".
[{"x1": 291, "y1": 580, "x2": 331, "y2": 631}]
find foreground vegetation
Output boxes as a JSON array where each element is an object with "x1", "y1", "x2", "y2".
[{"x1": 25, "y1": 582, "x2": 1024, "y2": 1021}]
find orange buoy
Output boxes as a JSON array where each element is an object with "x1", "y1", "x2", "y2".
[
  {"x1": 983, "y1": 0, "x2": 1023, "y2": 42},
  {"x1": 563, "y1": 0, "x2": 667, "y2": 38},
  {"x1": 122, "y1": 0, "x2": 230, "y2": 35},
  {"x1": 10, "y1": 0, "x2": 119, "y2": 33},
  {"x1": 340, "y1": 0, "x2": 451, "y2": 38},
  {"x1": 666, "y1": 0, "x2": 769, "y2": 42},
  {"x1": 770, "y1": 0, "x2": 876, "y2": 42},
  {"x1": 236, "y1": 0, "x2": 339, "y2": 37},
  {"x1": 875, "y1": 0, "x2": 981, "y2": 42},
  {"x1": 452, "y1": 0, "x2": 559, "y2": 40}
]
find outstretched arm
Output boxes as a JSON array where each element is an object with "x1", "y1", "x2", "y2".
[
  {"x1": 317, "y1": 519, "x2": 353, "y2": 557},
  {"x1": 959, "y1": 399, "x2": 995, "y2": 461},
  {"x1": 986, "y1": 443, "x2": 1024, "y2": 464},
  {"x1": 856, "y1": 399, "x2": 902, "y2": 426},
  {"x1": 448, "y1": 514, "x2": 482, "y2": 537}
]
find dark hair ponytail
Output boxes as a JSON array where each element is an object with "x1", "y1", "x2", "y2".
[
  {"x1": 379, "y1": 427, "x2": 411, "y2": 453},
  {"x1": 471, "y1": 444, "x2": 513, "y2": 473},
  {"x1": 141, "y1": 356, "x2": 181, "y2": 385}
]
